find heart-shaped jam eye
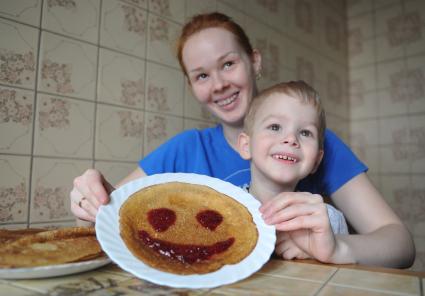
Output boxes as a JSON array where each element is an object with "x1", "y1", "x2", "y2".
[
  {"x1": 148, "y1": 208, "x2": 176, "y2": 232},
  {"x1": 196, "y1": 210, "x2": 223, "y2": 231}
]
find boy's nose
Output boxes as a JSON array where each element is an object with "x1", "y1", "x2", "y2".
[{"x1": 282, "y1": 134, "x2": 299, "y2": 147}]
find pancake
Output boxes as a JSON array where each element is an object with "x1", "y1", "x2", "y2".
[
  {"x1": 119, "y1": 182, "x2": 258, "y2": 274},
  {"x1": 0, "y1": 227, "x2": 104, "y2": 268},
  {"x1": 0, "y1": 228, "x2": 46, "y2": 244}
]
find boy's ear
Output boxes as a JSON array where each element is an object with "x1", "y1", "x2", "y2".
[
  {"x1": 311, "y1": 149, "x2": 324, "y2": 174},
  {"x1": 237, "y1": 132, "x2": 252, "y2": 160}
]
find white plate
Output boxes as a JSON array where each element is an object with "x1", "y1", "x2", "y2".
[
  {"x1": 96, "y1": 173, "x2": 276, "y2": 289},
  {"x1": 0, "y1": 257, "x2": 111, "y2": 279}
]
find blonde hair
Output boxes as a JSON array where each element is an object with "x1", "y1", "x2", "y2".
[
  {"x1": 244, "y1": 81, "x2": 326, "y2": 149},
  {"x1": 176, "y1": 12, "x2": 254, "y2": 77}
]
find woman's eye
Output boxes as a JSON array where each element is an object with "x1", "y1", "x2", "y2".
[
  {"x1": 268, "y1": 124, "x2": 280, "y2": 131},
  {"x1": 196, "y1": 73, "x2": 208, "y2": 81},
  {"x1": 223, "y1": 61, "x2": 233, "y2": 69}
]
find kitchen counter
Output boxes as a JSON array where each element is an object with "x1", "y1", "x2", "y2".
[{"x1": 1, "y1": 259, "x2": 424, "y2": 295}]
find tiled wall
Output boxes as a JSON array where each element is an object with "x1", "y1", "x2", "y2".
[
  {"x1": 347, "y1": 0, "x2": 425, "y2": 271},
  {"x1": 3, "y1": 0, "x2": 421, "y2": 270}
]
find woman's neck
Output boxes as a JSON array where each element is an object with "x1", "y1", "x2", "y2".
[{"x1": 221, "y1": 123, "x2": 244, "y2": 151}]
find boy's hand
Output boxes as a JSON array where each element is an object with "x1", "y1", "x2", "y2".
[
  {"x1": 260, "y1": 192, "x2": 336, "y2": 263},
  {"x1": 275, "y1": 231, "x2": 310, "y2": 260}
]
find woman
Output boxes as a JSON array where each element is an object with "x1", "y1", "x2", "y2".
[{"x1": 70, "y1": 13, "x2": 415, "y2": 268}]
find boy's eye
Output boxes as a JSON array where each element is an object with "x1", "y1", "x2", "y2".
[
  {"x1": 267, "y1": 124, "x2": 281, "y2": 131},
  {"x1": 300, "y1": 130, "x2": 312, "y2": 137}
]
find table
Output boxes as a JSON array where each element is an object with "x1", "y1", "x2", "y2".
[{"x1": 1, "y1": 259, "x2": 423, "y2": 295}]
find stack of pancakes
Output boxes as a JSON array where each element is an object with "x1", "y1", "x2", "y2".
[
  {"x1": 0, "y1": 227, "x2": 105, "y2": 268},
  {"x1": 120, "y1": 182, "x2": 258, "y2": 274}
]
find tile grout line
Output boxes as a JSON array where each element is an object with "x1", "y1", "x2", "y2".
[{"x1": 313, "y1": 267, "x2": 339, "y2": 296}]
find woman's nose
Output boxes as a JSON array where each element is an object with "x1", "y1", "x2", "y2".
[{"x1": 212, "y1": 73, "x2": 228, "y2": 91}]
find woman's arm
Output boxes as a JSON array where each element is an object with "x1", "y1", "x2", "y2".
[{"x1": 330, "y1": 173, "x2": 415, "y2": 268}]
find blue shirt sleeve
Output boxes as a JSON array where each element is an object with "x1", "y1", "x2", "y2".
[{"x1": 296, "y1": 129, "x2": 368, "y2": 196}]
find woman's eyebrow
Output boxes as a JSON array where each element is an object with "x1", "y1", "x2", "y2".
[{"x1": 187, "y1": 51, "x2": 239, "y2": 74}]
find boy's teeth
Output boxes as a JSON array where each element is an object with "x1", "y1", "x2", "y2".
[
  {"x1": 273, "y1": 154, "x2": 297, "y2": 162},
  {"x1": 216, "y1": 93, "x2": 237, "y2": 106}
]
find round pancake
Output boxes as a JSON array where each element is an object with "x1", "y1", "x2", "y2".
[{"x1": 119, "y1": 182, "x2": 258, "y2": 274}]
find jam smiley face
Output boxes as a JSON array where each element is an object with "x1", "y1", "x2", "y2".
[
  {"x1": 119, "y1": 182, "x2": 258, "y2": 275},
  {"x1": 140, "y1": 207, "x2": 235, "y2": 265}
]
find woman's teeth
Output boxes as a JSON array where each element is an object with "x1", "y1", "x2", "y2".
[{"x1": 216, "y1": 93, "x2": 238, "y2": 106}]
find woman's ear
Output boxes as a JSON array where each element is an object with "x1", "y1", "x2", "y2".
[
  {"x1": 251, "y1": 49, "x2": 262, "y2": 77},
  {"x1": 237, "y1": 132, "x2": 252, "y2": 160},
  {"x1": 311, "y1": 149, "x2": 324, "y2": 174}
]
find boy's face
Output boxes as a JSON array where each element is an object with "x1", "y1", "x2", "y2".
[{"x1": 238, "y1": 93, "x2": 323, "y2": 188}]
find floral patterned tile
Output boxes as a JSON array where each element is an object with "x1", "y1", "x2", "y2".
[
  {"x1": 30, "y1": 157, "x2": 92, "y2": 223},
  {"x1": 145, "y1": 61, "x2": 184, "y2": 116},
  {"x1": 42, "y1": 0, "x2": 100, "y2": 43},
  {"x1": 186, "y1": 0, "x2": 217, "y2": 20},
  {"x1": 0, "y1": 18, "x2": 38, "y2": 89},
  {"x1": 34, "y1": 94, "x2": 94, "y2": 158},
  {"x1": 38, "y1": 31, "x2": 97, "y2": 100},
  {"x1": 95, "y1": 104, "x2": 144, "y2": 161},
  {"x1": 122, "y1": 0, "x2": 147, "y2": 9},
  {"x1": 149, "y1": 0, "x2": 185, "y2": 24},
  {"x1": 94, "y1": 161, "x2": 136, "y2": 186},
  {"x1": 143, "y1": 112, "x2": 183, "y2": 156},
  {"x1": 11, "y1": 270, "x2": 130, "y2": 295},
  {"x1": 29, "y1": 221, "x2": 75, "y2": 229},
  {"x1": 98, "y1": 48, "x2": 145, "y2": 109},
  {"x1": 183, "y1": 118, "x2": 215, "y2": 131},
  {"x1": 406, "y1": 54, "x2": 425, "y2": 114},
  {"x1": 100, "y1": 0, "x2": 147, "y2": 58},
  {"x1": 147, "y1": 13, "x2": 181, "y2": 68},
  {"x1": 0, "y1": 0, "x2": 42, "y2": 27},
  {"x1": 0, "y1": 155, "x2": 31, "y2": 224},
  {"x1": 0, "y1": 85, "x2": 34, "y2": 154}
]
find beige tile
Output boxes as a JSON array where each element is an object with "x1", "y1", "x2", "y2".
[
  {"x1": 380, "y1": 175, "x2": 410, "y2": 216},
  {"x1": 147, "y1": 14, "x2": 181, "y2": 68},
  {"x1": 10, "y1": 270, "x2": 130, "y2": 294},
  {"x1": 216, "y1": 2, "x2": 247, "y2": 32},
  {"x1": 321, "y1": 62, "x2": 348, "y2": 118},
  {"x1": 146, "y1": 62, "x2": 184, "y2": 116},
  {"x1": 42, "y1": 0, "x2": 100, "y2": 43},
  {"x1": 149, "y1": 0, "x2": 185, "y2": 24},
  {"x1": 94, "y1": 161, "x2": 136, "y2": 186},
  {"x1": 186, "y1": 0, "x2": 217, "y2": 20},
  {"x1": 0, "y1": 0, "x2": 42, "y2": 26},
  {"x1": 348, "y1": 37, "x2": 375, "y2": 69},
  {"x1": 379, "y1": 145, "x2": 411, "y2": 174},
  {"x1": 34, "y1": 94, "x2": 94, "y2": 158},
  {"x1": 348, "y1": 13, "x2": 374, "y2": 39},
  {"x1": 100, "y1": 0, "x2": 147, "y2": 58},
  {"x1": 95, "y1": 105, "x2": 144, "y2": 161},
  {"x1": 350, "y1": 119, "x2": 380, "y2": 147},
  {"x1": 350, "y1": 92, "x2": 379, "y2": 120},
  {"x1": 30, "y1": 157, "x2": 92, "y2": 223},
  {"x1": 219, "y1": 0, "x2": 244, "y2": 11},
  {"x1": 98, "y1": 48, "x2": 145, "y2": 109},
  {"x1": 347, "y1": 0, "x2": 373, "y2": 17},
  {"x1": 319, "y1": 11, "x2": 346, "y2": 63},
  {"x1": 330, "y1": 269, "x2": 420, "y2": 296},
  {"x1": 378, "y1": 117, "x2": 411, "y2": 146},
  {"x1": 0, "y1": 86, "x2": 34, "y2": 154},
  {"x1": 184, "y1": 83, "x2": 216, "y2": 122},
  {"x1": 258, "y1": 260, "x2": 337, "y2": 283},
  {"x1": 318, "y1": 284, "x2": 403, "y2": 296},
  {"x1": 143, "y1": 112, "x2": 183, "y2": 156},
  {"x1": 406, "y1": 54, "x2": 425, "y2": 114},
  {"x1": 404, "y1": 2, "x2": 425, "y2": 57},
  {"x1": 0, "y1": 282, "x2": 37, "y2": 296},
  {"x1": 0, "y1": 18, "x2": 38, "y2": 89},
  {"x1": 122, "y1": 0, "x2": 147, "y2": 9},
  {"x1": 375, "y1": 35, "x2": 404, "y2": 63},
  {"x1": 38, "y1": 32, "x2": 97, "y2": 100},
  {"x1": 0, "y1": 155, "x2": 30, "y2": 224},
  {"x1": 211, "y1": 272, "x2": 323, "y2": 296}
]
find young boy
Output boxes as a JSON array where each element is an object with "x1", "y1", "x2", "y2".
[{"x1": 237, "y1": 80, "x2": 348, "y2": 260}]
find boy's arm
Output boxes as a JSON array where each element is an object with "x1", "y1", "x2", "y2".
[{"x1": 330, "y1": 173, "x2": 415, "y2": 268}]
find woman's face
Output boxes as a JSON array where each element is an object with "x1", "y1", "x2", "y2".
[{"x1": 182, "y1": 27, "x2": 261, "y2": 127}]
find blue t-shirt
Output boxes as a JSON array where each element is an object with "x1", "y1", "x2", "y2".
[{"x1": 140, "y1": 124, "x2": 367, "y2": 196}]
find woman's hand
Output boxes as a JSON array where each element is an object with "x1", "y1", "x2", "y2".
[
  {"x1": 70, "y1": 169, "x2": 115, "y2": 222},
  {"x1": 260, "y1": 192, "x2": 336, "y2": 263}
]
